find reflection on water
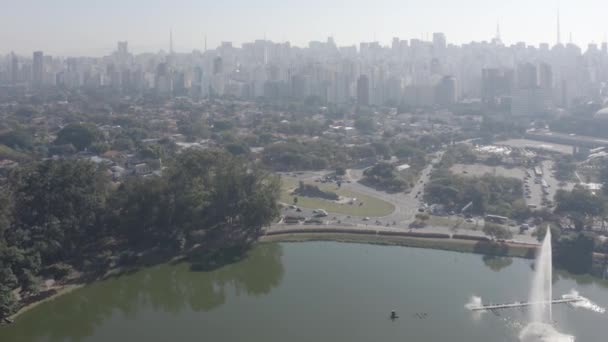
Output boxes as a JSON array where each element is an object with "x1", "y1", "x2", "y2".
[
  {"x1": 2, "y1": 242, "x2": 607, "y2": 342},
  {"x1": 0, "y1": 244, "x2": 284, "y2": 342},
  {"x1": 482, "y1": 255, "x2": 513, "y2": 272}
]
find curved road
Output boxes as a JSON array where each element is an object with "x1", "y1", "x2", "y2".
[{"x1": 279, "y1": 151, "x2": 443, "y2": 226}]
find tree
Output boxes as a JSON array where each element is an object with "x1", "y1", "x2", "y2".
[
  {"x1": 335, "y1": 166, "x2": 346, "y2": 176},
  {"x1": 600, "y1": 161, "x2": 608, "y2": 195},
  {"x1": 9, "y1": 159, "x2": 109, "y2": 262},
  {"x1": 0, "y1": 192, "x2": 12, "y2": 240},
  {"x1": 108, "y1": 177, "x2": 176, "y2": 248},
  {"x1": 112, "y1": 137, "x2": 134, "y2": 151},
  {"x1": 371, "y1": 142, "x2": 392, "y2": 160},
  {"x1": 0, "y1": 130, "x2": 34, "y2": 150},
  {"x1": 361, "y1": 163, "x2": 408, "y2": 193},
  {"x1": 178, "y1": 116, "x2": 210, "y2": 141},
  {"x1": 415, "y1": 213, "x2": 430, "y2": 227},
  {"x1": 555, "y1": 188, "x2": 605, "y2": 231},
  {"x1": 483, "y1": 223, "x2": 513, "y2": 240},
  {"x1": 0, "y1": 285, "x2": 17, "y2": 319},
  {"x1": 112, "y1": 149, "x2": 281, "y2": 252},
  {"x1": 212, "y1": 119, "x2": 233, "y2": 132},
  {"x1": 54, "y1": 124, "x2": 100, "y2": 151},
  {"x1": 554, "y1": 158, "x2": 576, "y2": 181},
  {"x1": 554, "y1": 233, "x2": 595, "y2": 274},
  {"x1": 354, "y1": 117, "x2": 376, "y2": 134},
  {"x1": 225, "y1": 142, "x2": 250, "y2": 156}
]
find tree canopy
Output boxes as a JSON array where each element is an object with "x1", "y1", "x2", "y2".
[
  {"x1": 54, "y1": 124, "x2": 101, "y2": 151},
  {"x1": 0, "y1": 149, "x2": 280, "y2": 319},
  {"x1": 555, "y1": 187, "x2": 605, "y2": 231},
  {"x1": 0, "y1": 130, "x2": 34, "y2": 150}
]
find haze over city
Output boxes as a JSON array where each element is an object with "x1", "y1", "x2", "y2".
[
  {"x1": 2, "y1": 2, "x2": 608, "y2": 342},
  {"x1": 2, "y1": 0, "x2": 608, "y2": 56}
]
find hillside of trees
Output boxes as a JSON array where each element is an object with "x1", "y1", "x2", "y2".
[{"x1": 0, "y1": 149, "x2": 280, "y2": 319}]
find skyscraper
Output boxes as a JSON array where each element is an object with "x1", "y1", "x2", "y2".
[
  {"x1": 357, "y1": 75, "x2": 370, "y2": 106},
  {"x1": 213, "y1": 57, "x2": 223, "y2": 75},
  {"x1": 481, "y1": 68, "x2": 514, "y2": 104},
  {"x1": 114, "y1": 41, "x2": 130, "y2": 65},
  {"x1": 433, "y1": 33, "x2": 447, "y2": 56},
  {"x1": 155, "y1": 62, "x2": 172, "y2": 96},
  {"x1": 516, "y1": 63, "x2": 538, "y2": 89},
  {"x1": 538, "y1": 63, "x2": 553, "y2": 89},
  {"x1": 392, "y1": 37, "x2": 400, "y2": 51},
  {"x1": 117, "y1": 41, "x2": 128, "y2": 56},
  {"x1": 10, "y1": 53, "x2": 18, "y2": 84},
  {"x1": 512, "y1": 63, "x2": 553, "y2": 116},
  {"x1": 435, "y1": 76, "x2": 457, "y2": 107},
  {"x1": 32, "y1": 51, "x2": 44, "y2": 87},
  {"x1": 556, "y1": 10, "x2": 561, "y2": 45}
]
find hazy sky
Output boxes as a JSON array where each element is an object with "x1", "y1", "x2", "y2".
[{"x1": 1, "y1": 0, "x2": 607, "y2": 56}]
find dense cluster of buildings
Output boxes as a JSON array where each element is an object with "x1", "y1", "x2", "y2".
[{"x1": 3, "y1": 30, "x2": 608, "y2": 116}]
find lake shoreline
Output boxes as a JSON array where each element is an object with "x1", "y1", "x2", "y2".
[
  {"x1": 5, "y1": 253, "x2": 190, "y2": 324},
  {"x1": 6, "y1": 230, "x2": 598, "y2": 325},
  {"x1": 260, "y1": 232, "x2": 539, "y2": 258}
]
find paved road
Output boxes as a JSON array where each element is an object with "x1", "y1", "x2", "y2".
[
  {"x1": 343, "y1": 151, "x2": 443, "y2": 224},
  {"x1": 542, "y1": 160, "x2": 575, "y2": 199},
  {"x1": 279, "y1": 151, "x2": 445, "y2": 227},
  {"x1": 275, "y1": 149, "x2": 542, "y2": 245}
]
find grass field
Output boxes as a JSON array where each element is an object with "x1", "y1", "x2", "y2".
[{"x1": 280, "y1": 177, "x2": 395, "y2": 217}]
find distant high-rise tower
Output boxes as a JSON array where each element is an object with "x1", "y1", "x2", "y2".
[
  {"x1": 496, "y1": 23, "x2": 501, "y2": 41},
  {"x1": 356, "y1": 75, "x2": 370, "y2": 106},
  {"x1": 117, "y1": 41, "x2": 128, "y2": 56},
  {"x1": 32, "y1": 51, "x2": 44, "y2": 87},
  {"x1": 435, "y1": 76, "x2": 457, "y2": 107},
  {"x1": 538, "y1": 63, "x2": 553, "y2": 89},
  {"x1": 213, "y1": 57, "x2": 223, "y2": 75},
  {"x1": 10, "y1": 53, "x2": 19, "y2": 84},
  {"x1": 170, "y1": 29, "x2": 174, "y2": 54},
  {"x1": 517, "y1": 63, "x2": 538, "y2": 89},
  {"x1": 512, "y1": 63, "x2": 553, "y2": 117},
  {"x1": 116, "y1": 41, "x2": 129, "y2": 64},
  {"x1": 392, "y1": 37, "x2": 400, "y2": 51},
  {"x1": 155, "y1": 62, "x2": 172, "y2": 96},
  {"x1": 556, "y1": 10, "x2": 561, "y2": 45},
  {"x1": 432, "y1": 33, "x2": 447, "y2": 57}
]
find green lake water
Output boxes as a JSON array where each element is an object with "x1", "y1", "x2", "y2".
[{"x1": 1, "y1": 242, "x2": 607, "y2": 341}]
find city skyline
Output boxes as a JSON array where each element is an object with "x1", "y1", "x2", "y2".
[{"x1": 2, "y1": 0, "x2": 608, "y2": 56}]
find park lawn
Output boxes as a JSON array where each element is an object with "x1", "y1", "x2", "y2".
[{"x1": 281, "y1": 177, "x2": 395, "y2": 217}]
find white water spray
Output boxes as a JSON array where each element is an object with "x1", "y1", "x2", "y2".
[
  {"x1": 563, "y1": 290, "x2": 606, "y2": 314},
  {"x1": 465, "y1": 296, "x2": 484, "y2": 321},
  {"x1": 464, "y1": 296, "x2": 483, "y2": 311},
  {"x1": 520, "y1": 228, "x2": 574, "y2": 342},
  {"x1": 529, "y1": 228, "x2": 553, "y2": 324}
]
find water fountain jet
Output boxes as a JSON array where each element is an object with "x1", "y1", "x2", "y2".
[{"x1": 519, "y1": 228, "x2": 574, "y2": 342}]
